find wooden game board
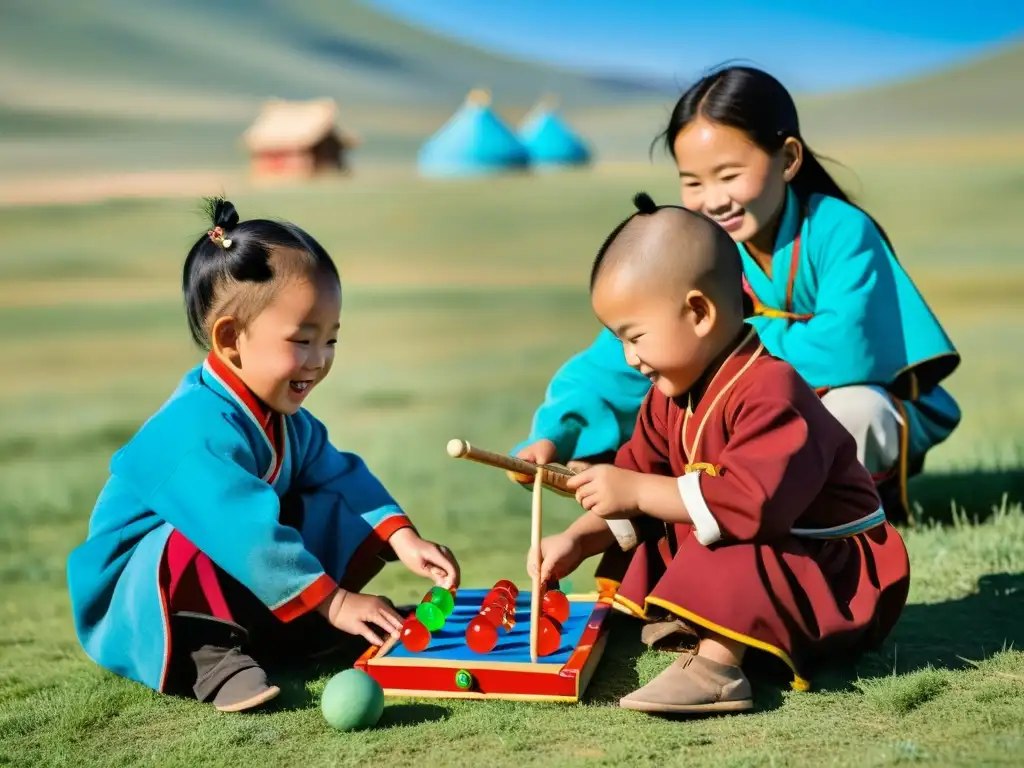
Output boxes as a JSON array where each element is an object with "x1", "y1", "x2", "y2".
[{"x1": 354, "y1": 588, "x2": 614, "y2": 703}]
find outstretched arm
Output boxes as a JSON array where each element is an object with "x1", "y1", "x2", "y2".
[
  {"x1": 291, "y1": 412, "x2": 415, "y2": 548},
  {"x1": 516, "y1": 328, "x2": 652, "y2": 462},
  {"x1": 291, "y1": 413, "x2": 460, "y2": 589}
]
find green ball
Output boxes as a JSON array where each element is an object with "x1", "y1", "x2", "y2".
[
  {"x1": 321, "y1": 669, "x2": 384, "y2": 731},
  {"x1": 454, "y1": 669, "x2": 473, "y2": 690},
  {"x1": 427, "y1": 586, "x2": 455, "y2": 617},
  {"x1": 415, "y1": 601, "x2": 446, "y2": 632}
]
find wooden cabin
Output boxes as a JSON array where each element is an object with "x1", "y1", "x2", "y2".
[{"x1": 242, "y1": 98, "x2": 359, "y2": 179}]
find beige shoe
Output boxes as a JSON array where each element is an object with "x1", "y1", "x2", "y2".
[
  {"x1": 640, "y1": 618, "x2": 700, "y2": 653},
  {"x1": 619, "y1": 654, "x2": 753, "y2": 714}
]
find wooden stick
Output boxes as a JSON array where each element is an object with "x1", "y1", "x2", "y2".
[
  {"x1": 446, "y1": 437, "x2": 639, "y2": 552},
  {"x1": 446, "y1": 438, "x2": 574, "y2": 492},
  {"x1": 530, "y1": 468, "x2": 544, "y2": 663}
]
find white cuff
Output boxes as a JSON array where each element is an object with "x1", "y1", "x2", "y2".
[{"x1": 677, "y1": 472, "x2": 722, "y2": 546}]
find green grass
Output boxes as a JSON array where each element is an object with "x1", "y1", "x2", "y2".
[{"x1": 1, "y1": 157, "x2": 1023, "y2": 766}]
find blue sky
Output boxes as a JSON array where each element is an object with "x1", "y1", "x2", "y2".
[{"x1": 362, "y1": 0, "x2": 1024, "y2": 92}]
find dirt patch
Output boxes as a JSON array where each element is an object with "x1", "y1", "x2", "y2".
[
  {"x1": 0, "y1": 279, "x2": 178, "y2": 308},
  {"x1": 0, "y1": 170, "x2": 247, "y2": 208}
]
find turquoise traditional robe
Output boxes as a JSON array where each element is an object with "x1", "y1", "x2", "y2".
[
  {"x1": 517, "y1": 188, "x2": 961, "y2": 466},
  {"x1": 67, "y1": 353, "x2": 413, "y2": 694}
]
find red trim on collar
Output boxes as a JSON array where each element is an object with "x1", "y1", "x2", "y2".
[{"x1": 205, "y1": 352, "x2": 273, "y2": 428}]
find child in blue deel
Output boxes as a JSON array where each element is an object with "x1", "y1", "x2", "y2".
[
  {"x1": 513, "y1": 66, "x2": 960, "y2": 526},
  {"x1": 67, "y1": 199, "x2": 461, "y2": 713}
]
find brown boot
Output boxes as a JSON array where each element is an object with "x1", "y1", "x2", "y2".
[
  {"x1": 619, "y1": 654, "x2": 753, "y2": 714},
  {"x1": 640, "y1": 618, "x2": 700, "y2": 653},
  {"x1": 213, "y1": 667, "x2": 281, "y2": 713}
]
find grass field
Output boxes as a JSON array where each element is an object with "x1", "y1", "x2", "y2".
[{"x1": 1, "y1": 149, "x2": 1023, "y2": 767}]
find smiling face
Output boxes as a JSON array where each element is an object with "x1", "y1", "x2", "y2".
[
  {"x1": 672, "y1": 115, "x2": 800, "y2": 245},
  {"x1": 213, "y1": 262, "x2": 342, "y2": 415},
  {"x1": 591, "y1": 268, "x2": 717, "y2": 399}
]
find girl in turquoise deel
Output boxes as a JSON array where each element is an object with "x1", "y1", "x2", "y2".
[
  {"x1": 67, "y1": 199, "x2": 461, "y2": 712},
  {"x1": 514, "y1": 66, "x2": 960, "y2": 523}
]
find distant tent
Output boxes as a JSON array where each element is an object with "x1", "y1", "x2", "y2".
[
  {"x1": 517, "y1": 96, "x2": 592, "y2": 169},
  {"x1": 417, "y1": 89, "x2": 530, "y2": 178}
]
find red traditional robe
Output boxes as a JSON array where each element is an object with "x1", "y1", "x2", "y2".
[{"x1": 595, "y1": 328, "x2": 911, "y2": 690}]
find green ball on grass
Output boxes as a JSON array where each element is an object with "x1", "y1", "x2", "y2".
[{"x1": 321, "y1": 669, "x2": 384, "y2": 731}]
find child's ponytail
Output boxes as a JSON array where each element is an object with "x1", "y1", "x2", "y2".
[
  {"x1": 206, "y1": 197, "x2": 241, "y2": 241},
  {"x1": 181, "y1": 197, "x2": 339, "y2": 349}
]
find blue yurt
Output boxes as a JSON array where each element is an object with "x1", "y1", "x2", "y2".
[
  {"x1": 417, "y1": 89, "x2": 530, "y2": 178},
  {"x1": 516, "y1": 97, "x2": 592, "y2": 169}
]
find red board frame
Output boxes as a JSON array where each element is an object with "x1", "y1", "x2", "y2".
[{"x1": 355, "y1": 593, "x2": 614, "y2": 703}]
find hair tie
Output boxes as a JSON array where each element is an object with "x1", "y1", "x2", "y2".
[{"x1": 207, "y1": 226, "x2": 233, "y2": 249}]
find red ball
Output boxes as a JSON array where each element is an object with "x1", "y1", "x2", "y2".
[
  {"x1": 483, "y1": 587, "x2": 512, "y2": 603},
  {"x1": 466, "y1": 615, "x2": 499, "y2": 653},
  {"x1": 400, "y1": 617, "x2": 431, "y2": 652},
  {"x1": 487, "y1": 587, "x2": 516, "y2": 607},
  {"x1": 479, "y1": 606, "x2": 514, "y2": 631},
  {"x1": 493, "y1": 579, "x2": 520, "y2": 598},
  {"x1": 478, "y1": 606, "x2": 502, "y2": 626},
  {"x1": 482, "y1": 590, "x2": 514, "y2": 613},
  {"x1": 537, "y1": 615, "x2": 562, "y2": 657},
  {"x1": 542, "y1": 590, "x2": 570, "y2": 624}
]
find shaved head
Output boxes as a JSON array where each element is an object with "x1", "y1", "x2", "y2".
[
  {"x1": 591, "y1": 193, "x2": 745, "y2": 317},
  {"x1": 588, "y1": 193, "x2": 749, "y2": 398}
]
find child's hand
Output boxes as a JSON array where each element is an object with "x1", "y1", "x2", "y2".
[
  {"x1": 390, "y1": 528, "x2": 461, "y2": 589},
  {"x1": 565, "y1": 465, "x2": 643, "y2": 519},
  {"x1": 508, "y1": 439, "x2": 560, "y2": 485},
  {"x1": 317, "y1": 588, "x2": 404, "y2": 647},
  {"x1": 527, "y1": 532, "x2": 583, "y2": 584}
]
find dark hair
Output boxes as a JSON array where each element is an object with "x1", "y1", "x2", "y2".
[
  {"x1": 654, "y1": 65, "x2": 896, "y2": 250},
  {"x1": 655, "y1": 66, "x2": 849, "y2": 204},
  {"x1": 182, "y1": 197, "x2": 339, "y2": 348}
]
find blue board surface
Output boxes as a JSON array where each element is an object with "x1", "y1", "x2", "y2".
[{"x1": 385, "y1": 588, "x2": 595, "y2": 665}]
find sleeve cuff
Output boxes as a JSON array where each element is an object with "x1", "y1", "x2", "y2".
[
  {"x1": 677, "y1": 472, "x2": 722, "y2": 546},
  {"x1": 270, "y1": 572, "x2": 337, "y2": 623},
  {"x1": 374, "y1": 514, "x2": 416, "y2": 562},
  {"x1": 378, "y1": 513, "x2": 415, "y2": 541}
]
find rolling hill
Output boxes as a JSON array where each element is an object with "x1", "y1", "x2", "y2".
[
  {"x1": 0, "y1": 0, "x2": 1021, "y2": 178},
  {"x1": 0, "y1": 0, "x2": 670, "y2": 117},
  {"x1": 797, "y1": 40, "x2": 1024, "y2": 140},
  {"x1": 0, "y1": 0, "x2": 676, "y2": 174}
]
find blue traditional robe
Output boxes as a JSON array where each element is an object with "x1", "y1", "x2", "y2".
[
  {"x1": 67, "y1": 352, "x2": 413, "y2": 694},
  {"x1": 517, "y1": 187, "x2": 961, "y2": 477}
]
